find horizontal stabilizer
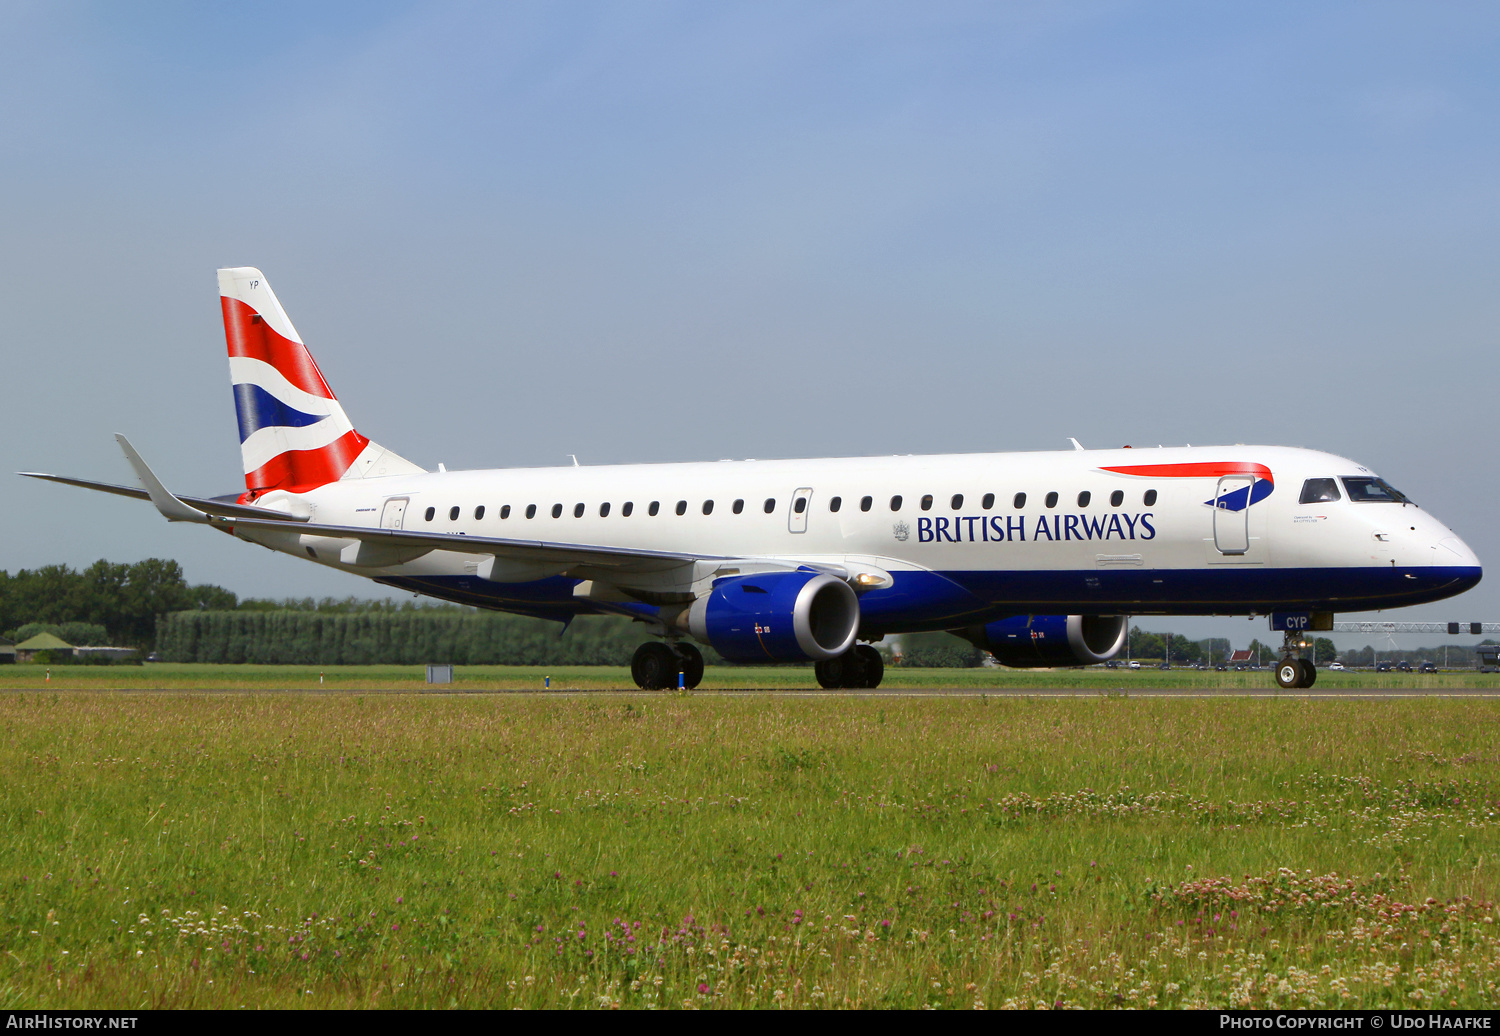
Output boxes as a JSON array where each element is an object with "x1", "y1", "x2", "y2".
[{"x1": 16, "y1": 472, "x2": 309, "y2": 523}]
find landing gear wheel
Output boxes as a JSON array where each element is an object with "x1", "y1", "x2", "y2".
[
  {"x1": 1275, "y1": 657, "x2": 1302, "y2": 690},
  {"x1": 1298, "y1": 658, "x2": 1317, "y2": 689},
  {"x1": 814, "y1": 646, "x2": 886, "y2": 689},
  {"x1": 814, "y1": 656, "x2": 848, "y2": 689},
  {"x1": 672, "y1": 643, "x2": 704, "y2": 689},
  {"x1": 853, "y1": 644, "x2": 884, "y2": 689},
  {"x1": 631, "y1": 642, "x2": 677, "y2": 690}
]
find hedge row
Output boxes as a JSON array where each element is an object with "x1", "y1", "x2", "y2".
[{"x1": 157, "y1": 610, "x2": 652, "y2": 665}]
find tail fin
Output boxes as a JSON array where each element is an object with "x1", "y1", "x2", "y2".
[{"x1": 219, "y1": 267, "x2": 423, "y2": 498}]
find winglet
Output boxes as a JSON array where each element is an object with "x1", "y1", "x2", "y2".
[{"x1": 115, "y1": 435, "x2": 211, "y2": 523}]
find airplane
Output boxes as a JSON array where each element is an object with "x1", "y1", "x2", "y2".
[{"x1": 22, "y1": 268, "x2": 1483, "y2": 691}]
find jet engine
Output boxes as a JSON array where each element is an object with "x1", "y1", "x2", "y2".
[
  {"x1": 686, "y1": 571, "x2": 860, "y2": 663},
  {"x1": 961, "y1": 614, "x2": 1128, "y2": 668}
]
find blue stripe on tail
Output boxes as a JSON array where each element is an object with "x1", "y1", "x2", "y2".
[{"x1": 232, "y1": 383, "x2": 326, "y2": 443}]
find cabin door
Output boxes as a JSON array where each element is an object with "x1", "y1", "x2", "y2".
[
  {"x1": 381, "y1": 497, "x2": 409, "y2": 531},
  {"x1": 1212, "y1": 477, "x2": 1251, "y2": 555}
]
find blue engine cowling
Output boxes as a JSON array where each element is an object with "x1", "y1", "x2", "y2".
[
  {"x1": 962, "y1": 615, "x2": 1128, "y2": 668},
  {"x1": 687, "y1": 571, "x2": 860, "y2": 663}
]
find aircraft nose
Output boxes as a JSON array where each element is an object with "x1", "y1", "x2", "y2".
[{"x1": 1437, "y1": 535, "x2": 1481, "y2": 570}]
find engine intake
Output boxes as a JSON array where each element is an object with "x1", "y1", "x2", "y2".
[
  {"x1": 963, "y1": 614, "x2": 1127, "y2": 668},
  {"x1": 688, "y1": 571, "x2": 860, "y2": 662}
]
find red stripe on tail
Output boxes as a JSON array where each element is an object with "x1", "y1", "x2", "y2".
[
  {"x1": 241, "y1": 428, "x2": 369, "y2": 499},
  {"x1": 221, "y1": 297, "x2": 336, "y2": 399}
]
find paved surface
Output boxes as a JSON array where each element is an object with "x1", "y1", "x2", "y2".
[{"x1": 12, "y1": 685, "x2": 1500, "y2": 698}]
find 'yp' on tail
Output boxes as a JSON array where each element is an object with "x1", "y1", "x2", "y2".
[{"x1": 219, "y1": 267, "x2": 423, "y2": 498}]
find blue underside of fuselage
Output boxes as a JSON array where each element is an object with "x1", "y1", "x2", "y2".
[{"x1": 375, "y1": 565, "x2": 1482, "y2": 635}]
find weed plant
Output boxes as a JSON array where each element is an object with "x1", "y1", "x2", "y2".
[{"x1": 1, "y1": 692, "x2": 1498, "y2": 1008}]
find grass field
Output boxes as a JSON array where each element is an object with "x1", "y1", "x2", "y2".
[
  {"x1": 3, "y1": 683, "x2": 1500, "y2": 1009},
  {"x1": 3, "y1": 661, "x2": 1499, "y2": 691}
]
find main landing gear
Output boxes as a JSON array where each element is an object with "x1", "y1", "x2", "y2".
[
  {"x1": 631, "y1": 641, "x2": 704, "y2": 690},
  {"x1": 1274, "y1": 631, "x2": 1317, "y2": 689},
  {"x1": 814, "y1": 644, "x2": 885, "y2": 689}
]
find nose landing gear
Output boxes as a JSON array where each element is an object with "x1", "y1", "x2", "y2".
[{"x1": 1274, "y1": 632, "x2": 1317, "y2": 689}]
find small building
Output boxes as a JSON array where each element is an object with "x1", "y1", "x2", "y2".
[
  {"x1": 15, "y1": 632, "x2": 74, "y2": 663},
  {"x1": 1227, "y1": 649, "x2": 1255, "y2": 666},
  {"x1": 0, "y1": 638, "x2": 14, "y2": 665}
]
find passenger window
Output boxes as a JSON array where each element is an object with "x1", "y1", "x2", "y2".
[
  {"x1": 500, "y1": 505, "x2": 511, "y2": 519},
  {"x1": 1045, "y1": 492, "x2": 1058, "y2": 509},
  {"x1": 794, "y1": 497, "x2": 807, "y2": 514},
  {"x1": 622, "y1": 502, "x2": 633, "y2": 517},
  {"x1": 424, "y1": 507, "x2": 435, "y2": 522},
  {"x1": 981, "y1": 493, "x2": 994, "y2": 510},
  {"x1": 525, "y1": 504, "x2": 536, "y2": 519},
  {"x1": 829, "y1": 496, "x2": 841, "y2": 513},
  {"x1": 1077, "y1": 491, "x2": 1091, "y2": 507},
  {"x1": 860, "y1": 496, "x2": 872, "y2": 512},
  {"x1": 449, "y1": 506, "x2": 460, "y2": 521},
  {"x1": 764, "y1": 498, "x2": 775, "y2": 514},
  {"x1": 1013, "y1": 493, "x2": 1026, "y2": 509},
  {"x1": 649, "y1": 501, "x2": 660, "y2": 516},
  {"x1": 733, "y1": 499, "x2": 744, "y2": 514},
  {"x1": 951, "y1": 494, "x2": 963, "y2": 509},
  {"x1": 474, "y1": 505, "x2": 485, "y2": 520},
  {"x1": 1144, "y1": 490, "x2": 1157, "y2": 506},
  {"x1": 890, "y1": 495, "x2": 903, "y2": 512},
  {"x1": 551, "y1": 504, "x2": 563, "y2": 518},
  {"x1": 702, "y1": 500, "x2": 714, "y2": 515},
  {"x1": 600, "y1": 502, "x2": 611, "y2": 517},
  {"x1": 573, "y1": 503, "x2": 585, "y2": 518},
  {"x1": 1299, "y1": 478, "x2": 1341, "y2": 504},
  {"x1": 920, "y1": 495, "x2": 933, "y2": 511},
  {"x1": 1110, "y1": 490, "x2": 1123, "y2": 507},
  {"x1": 675, "y1": 500, "x2": 687, "y2": 516}
]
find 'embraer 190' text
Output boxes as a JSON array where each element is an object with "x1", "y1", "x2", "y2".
[{"x1": 917, "y1": 512, "x2": 1157, "y2": 544}]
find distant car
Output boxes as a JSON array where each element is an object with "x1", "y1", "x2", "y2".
[
  {"x1": 1328, "y1": 661, "x2": 1345, "y2": 671},
  {"x1": 1157, "y1": 663, "x2": 1171, "y2": 670},
  {"x1": 1375, "y1": 662, "x2": 1393, "y2": 672},
  {"x1": 1128, "y1": 661, "x2": 1141, "y2": 670},
  {"x1": 1397, "y1": 661, "x2": 1413, "y2": 673},
  {"x1": 1104, "y1": 660, "x2": 1119, "y2": 669},
  {"x1": 1215, "y1": 663, "x2": 1227, "y2": 671},
  {"x1": 1419, "y1": 661, "x2": 1437, "y2": 673},
  {"x1": 145, "y1": 652, "x2": 160, "y2": 663}
]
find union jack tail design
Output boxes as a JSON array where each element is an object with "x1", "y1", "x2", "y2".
[{"x1": 219, "y1": 267, "x2": 423, "y2": 498}]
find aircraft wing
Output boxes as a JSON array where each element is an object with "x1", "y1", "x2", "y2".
[{"x1": 233, "y1": 514, "x2": 724, "y2": 573}]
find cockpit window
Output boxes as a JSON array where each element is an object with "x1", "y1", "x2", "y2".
[
  {"x1": 1341, "y1": 477, "x2": 1410, "y2": 504},
  {"x1": 1299, "y1": 478, "x2": 1341, "y2": 504}
]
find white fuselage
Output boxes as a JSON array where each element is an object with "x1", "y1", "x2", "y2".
[{"x1": 230, "y1": 444, "x2": 1480, "y2": 634}]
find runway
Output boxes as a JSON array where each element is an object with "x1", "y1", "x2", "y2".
[{"x1": 16, "y1": 684, "x2": 1500, "y2": 699}]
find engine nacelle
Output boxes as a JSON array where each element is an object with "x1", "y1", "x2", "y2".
[
  {"x1": 963, "y1": 615, "x2": 1128, "y2": 668},
  {"x1": 687, "y1": 571, "x2": 860, "y2": 663}
]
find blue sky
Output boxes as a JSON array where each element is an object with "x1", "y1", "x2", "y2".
[{"x1": 3, "y1": 2, "x2": 1497, "y2": 648}]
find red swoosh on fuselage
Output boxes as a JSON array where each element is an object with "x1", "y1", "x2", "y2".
[{"x1": 1100, "y1": 462, "x2": 1273, "y2": 484}]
